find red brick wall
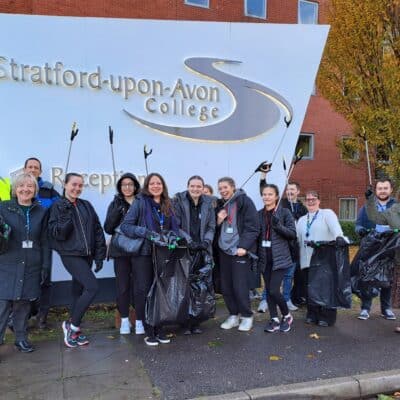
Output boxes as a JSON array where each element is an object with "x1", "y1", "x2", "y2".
[{"x1": 0, "y1": 0, "x2": 367, "y2": 215}]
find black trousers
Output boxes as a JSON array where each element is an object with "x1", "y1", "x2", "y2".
[
  {"x1": 61, "y1": 256, "x2": 99, "y2": 327},
  {"x1": 219, "y1": 251, "x2": 252, "y2": 318},
  {"x1": 0, "y1": 300, "x2": 31, "y2": 342},
  {"x1": 114, "y1": 256, "x2": 135, "y2": 318},
  {"x1": 132, "y1": 256, "x2": 154, "y2": 326},
  {"x1": 263, "y1": 265, "x2": 289, "y2": 319}
]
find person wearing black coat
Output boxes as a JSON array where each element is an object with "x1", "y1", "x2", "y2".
[
  {"x1": 120, "y1": 172, "x2": 180, "y2": 347},
  {"x1": 104, "y1": 172, "x2": 140, "y2": 335},
  {"x1": 172, "y1": 175, "x2": 216, "y2": 334},
  {"x1": 257, "y1": 184, "x2": 296, "y2": 333},
  {"x1": 216, "y1": 177, "x2": 259, "y2": 332},
  {"x1": 0, "y1": 173, "x2": 50, "y2": 353},
  {"x1": 48, "y1": 173, "x2": 106, "y2": 348}
]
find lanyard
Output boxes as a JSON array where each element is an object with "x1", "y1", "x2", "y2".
[
  {"x1": 225, "y1": 202, "x2": 237, "y2": 226},
  {"x1": 306, "y1": 210, "x2": 319, "y2": 238},
  {"x1": 153, "y1": 207, "x2": 165, "y2": 230},
  {"x1": 25, "y1": 207, "x2": 31, "y2": 240},
  {"x1": 377, "y1": 202, "x2": 387, "y2": 212},
  {"x1": 264, "y1": 208, "x2": 276, "y2": 240}
]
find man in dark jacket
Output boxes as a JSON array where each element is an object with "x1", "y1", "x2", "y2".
[
  {"x1": 24, "y1": 157, "x2": 60, "y2": 328},
  {"x1": 358, "y1": 178, "x2": 397, "y2": 321}
]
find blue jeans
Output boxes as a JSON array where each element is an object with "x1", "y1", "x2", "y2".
[{"x1": 262, "y1": 263, "x2": 296, "y2": 302}]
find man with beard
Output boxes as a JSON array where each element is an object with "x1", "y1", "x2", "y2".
[{"x1": 356, "y1": 178, "x2": 397, "y2": 321}]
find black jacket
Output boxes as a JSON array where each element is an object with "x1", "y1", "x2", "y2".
[
  {"x1": 48, "y1": 198, "x2": 106, "y2": 261},
  {"x1": 257, "y1": 206, "x2": 296, "y2": 272},
  {"x1": 104, "y1": 173, "x2": 141, "y2": 258},
  {"x1": 0, "y1": 199, "x2": 50, "y2": 300},
  {"x1": 215, "y1": 190, "x2": 260, "y2": 253},
  {"x1": 172, "y1": 191, "x2": 216, "y2": 255}
]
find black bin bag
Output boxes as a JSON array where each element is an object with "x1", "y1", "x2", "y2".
[
  {"x1": 145, "y1": 243, "x2": 191, "y2": 327},
  {"x1": 189, "y1": 252, "x2": 216, "y2": 322},
  {"x1": 308, "y1": 241, "x2": 352, "y2": 309},
  {"x1": 351, "y1": 231, "x2": 400, "y2": 296}
]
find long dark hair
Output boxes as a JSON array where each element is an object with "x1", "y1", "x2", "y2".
[{"x1": 141, "y1": 173, "x2": 173, "y2": 216}]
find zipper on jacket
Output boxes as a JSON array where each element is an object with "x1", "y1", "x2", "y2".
[{"x1": 75, "y1": 205, "x2": 90, "y2": 256}]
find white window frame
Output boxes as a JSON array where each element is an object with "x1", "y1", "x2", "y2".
[
  {"x1": 296, "y1": 133, "x2": 314, "y2": 160},
  {"x1": 244, "y1": 0, "x2": 267, "y2": 19},
  {"x1": 339, "y1": 198, "x2": 358, "y2": 221},
  {"x1": 184, "y1": 0, "x2": 210, "y2": 8},
  {"x1": 298, "y1": 0, "x2": 319, "y2": 24}
]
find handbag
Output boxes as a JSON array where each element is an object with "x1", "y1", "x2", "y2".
[{"x1": 111, "y1": 226, "x2": 144, "y2": 255}]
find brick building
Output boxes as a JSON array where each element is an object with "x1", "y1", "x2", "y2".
[{"x1": 0, "y1": 0, "x2": 367, "y2": 219}]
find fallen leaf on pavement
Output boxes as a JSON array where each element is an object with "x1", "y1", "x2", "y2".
[
  {"x1": 306, "y1": 354, "x2": 316, "y2": 359},
  {"x1": 309, "y1": 333, "x2": 320, "y2": 339},
  {"x1": 269, "y1": 355, "x2": 282, "y2": 361},
  {"x1": 106, "y1": 335, "x2": 115, "y2": 339}
]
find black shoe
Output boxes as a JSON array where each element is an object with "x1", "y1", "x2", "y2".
[
  {"x1": 191, "y1": 327, "x2": 203, "y2": 335},
  {"x1": 15, "y1": 340, "x2": 35, "y2": 353},
  {"x1": 156, "y1": 333, "x2": 171, "y2": 344},
  {"x1": 305, "y1": 317, "x2": 317, "y2": 325},
  {"x1": 318, "y1": 320, "x2": 329, "y2": 327},
  {"x1": 144, "y1": 336, "x2": 159, "y2": 347}
]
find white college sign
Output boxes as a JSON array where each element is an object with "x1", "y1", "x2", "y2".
[{"x1": 0, "y1": 14, "x2": 328, "y2": 280}]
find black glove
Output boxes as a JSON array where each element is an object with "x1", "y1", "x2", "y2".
[
  {"x1": 255, "y1": 161, "x2": 272, "y2": 173},
  {"x1": 40, "y1": 269, "x2": 49, "y2": 285},
  {"x1": 306, "y1": 240, "x2": 320, "y2": 249},
  {"x1": 146, "y1": 229, "x2": 160, "y2": 241},
  {"x1": 365, "y1": 187, "x2": 373, "y2": 200},
  {"x1": 357, "y1": 228, "x2": 369, "y2": 238},
  {"x1": 336, "y1": 236, "x2": 348, "y2": 247},
  {"x1": 113, "y1": 195, "x2": 126, "y2": 214},
  {"x1": 271, "y1": 215, "x2": 280, "y2": 227},
  {"x1": 0, "y1": 221, "x2": 11, "y2": 239},
  {"x1": 94, "y1": 260, "x2": 103, "y2": 273}
]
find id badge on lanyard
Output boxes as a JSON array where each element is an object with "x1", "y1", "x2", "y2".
[
  {"x1": 262, "y1": 240, "x2": 271, "y2": 248},
  {"x1": 22, "y1": 208, "x2": 33, "y2": 249}
]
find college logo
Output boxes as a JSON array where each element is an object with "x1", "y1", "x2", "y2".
[{"x1": 124, "y1": 57, "x2": 293, "y2": 142}]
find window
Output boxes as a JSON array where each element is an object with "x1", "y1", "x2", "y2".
[
  {"x1": 245, "y1": 0, "x2": 267, "y2": 19},
  {"x1": 340, "y1": 136, "x2": 359, "y2": 161},
  {"x1": 295, "y1": 133, "x2": 314, "y2": 160},
  {"x1": 299, "y1": 0, "x2": 318, "y2": 24},
  {"x1": 184, "y1": 0, "x2": 209, "y2": 8},
  {"x1": 339, "y1": 198, "x2": 357, "y2": 221}
]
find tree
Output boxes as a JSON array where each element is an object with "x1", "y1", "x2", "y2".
[{"x1": 318, "y1": 0, "x2": 400, "y2": 183}]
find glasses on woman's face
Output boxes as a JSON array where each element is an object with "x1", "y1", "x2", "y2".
[
  {"x1": 121, "y1": 184, "x2": 134, "y2": 188},
  {"x1": 305, "y1": 197, "x2": 318, "y2": 203}
]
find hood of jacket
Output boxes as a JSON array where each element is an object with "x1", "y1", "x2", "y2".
[{"x1": 116, "y1": 173, "x2": 140, "y2": 197}]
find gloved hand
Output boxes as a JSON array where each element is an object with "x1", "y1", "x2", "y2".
[
  {"x1": 0, "y1": 220, "x2": 11, "y2": 239},
  {"x1": 336, "y1": 236, "x2": 348, "y2": 247},
  {"x1": 113, "y1": 195, "x2": 126, "y2": 214},
  {"x1": 94, "y1": 260, "x2": 103, "y2": 273},
  {"x1": 357, "y1": 227, "x2": 369, "y2": 238},
  {"x1": 306, "y1": 240, "x2": 320, "y2": 249},
  {"x1": 40, "y1": 269, "x2": 49, "y2": 285},
  {"x1": 188, "y1": 241, "x2": 208, "y2": 251},
  {"x1": 255, "y1": 161, "x2": 272, "y2": 173},
  {"x1": 271, "y1": 215, "x2": 280, "y2": 227},
  {"x1": 365, "y1": 186, "x2": 374, "y2": 200},
  {"x1": 145, "y1": 230, "x2": 159, "y2": 241}
]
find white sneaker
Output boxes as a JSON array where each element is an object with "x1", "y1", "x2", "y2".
[
  {"x1": 257, "y1": 299, "x2": 268, "y2": 313},
  {"x1": 238, "y1": 316, "x2": 253, "y2": 332},
  {"x1": 120, "y1": 317, "x2": 131, "y2": 335},
  {"x1": 135, "y1": 320, "x2": 145, "y2": 335},
  {"x1": 286, "y1": 300, "x2": 298, "y2": 311},
  {"x1": 220, "y1": 315, "x2": 240, "y2": 330}
]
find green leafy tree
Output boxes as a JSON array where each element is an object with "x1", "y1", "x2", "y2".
[{"x1": 318, "y1": 0, "x2": 400, "y2": 183}]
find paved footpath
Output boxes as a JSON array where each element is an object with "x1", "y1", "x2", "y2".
[{"x1": 1, "y1": 304, "x2": 400, "y2": 400}]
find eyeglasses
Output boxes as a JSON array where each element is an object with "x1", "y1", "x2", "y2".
[
  {"x1": 121, "y1": 184, "x2": 134, "y2": 188},
  {"x1": 305, "y1": 198, "x2": 318, "y2": 202}
]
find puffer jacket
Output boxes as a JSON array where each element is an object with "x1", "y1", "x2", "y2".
[
  {"x1": 48, "y1": 197, "x2": 106, "y2": 262},
  {"x1": 172, "y1": 191, "x2": 216, "y2": 255},
  {"x1": 104, "y1": 173, "x2": 141, "y2": 258},
  {"x1": 257, "y1": 206, "x2": 296, "y2": 272},
  {"x1": 0, "y1": 199, "x2": 50, "y2": 300}
]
